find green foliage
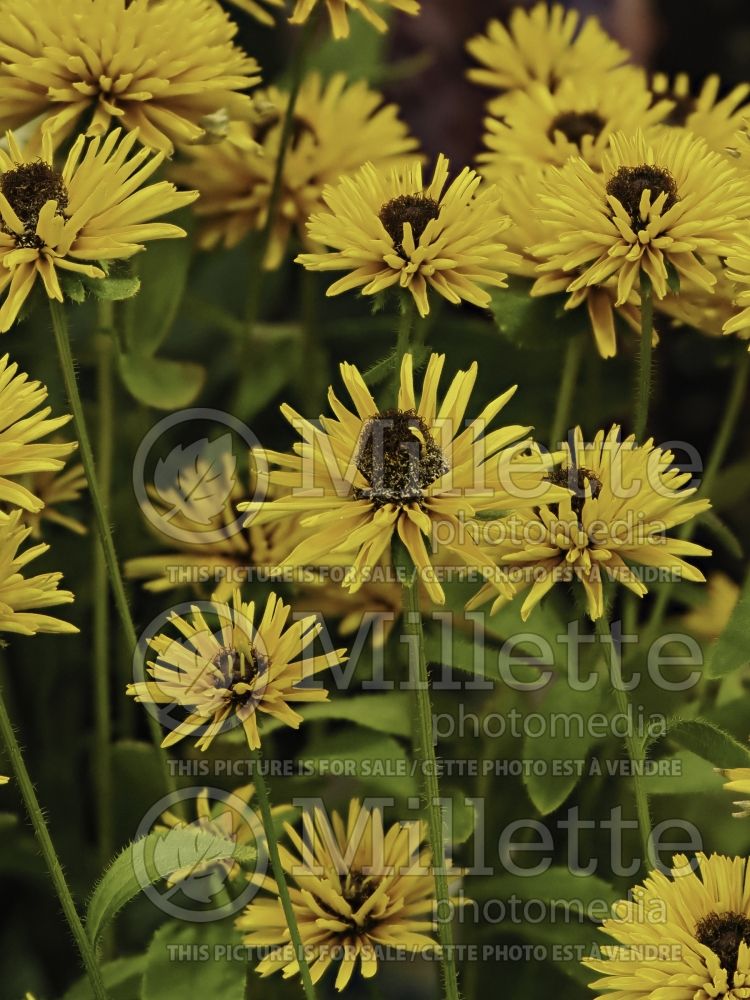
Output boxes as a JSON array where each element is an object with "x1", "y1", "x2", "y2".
[
  {"x1": 706, "y1": 571, "x2": 750, "y2": 678},
  {"x1": 142, "y1": 922, "x2": 246, "y2": 1000}
]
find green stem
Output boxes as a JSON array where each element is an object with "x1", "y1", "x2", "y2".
[
  {"x1": 248, "y1": 746, "x2": 317, "y2": 1000},
  {"x1": 48, "y1": 299, "x2": 174, "y2": 796},
  {"x1": 0, "y1": 683, "x2": 109, "y2": 999},
  {"x1": 391, "y1": 297, "x2": 416, "y2": 407},
  {"x1": 634, "y1": 271, "x2": 654, "y2": 441},
  {"x1": 550, "y1": 333, "x2": 585, "y2": 447},
  {"x1": 401, "y1": 558, "x2": 460, "y2": 1000},
  {"x1": 644, "y1": 349, "x2": 749, "y2": 636},
  {"x1": 595, "y1": 614, "x2": 652, "y2": 870}
]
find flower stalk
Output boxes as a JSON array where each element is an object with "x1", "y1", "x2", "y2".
[{"x1": 634, "y1": 270, "x2": 654, "y2": 441}]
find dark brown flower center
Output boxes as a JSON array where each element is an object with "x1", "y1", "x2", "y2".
[
  {"x1": 354, "y1": 408, "x2": 449, "y2": 508},
  {"x1": 545, "y1": 465, "x2": 602, "y2": 521},
  {"x1": 695, "y1": 910, "x2": 750, "y2": 984},
  {"x1": 342, "y1": 871, "x2": 378, "y2": 931},
  {"x1": 606, "y1": 164, "x2": 679, "y2": 229},
  {"x1": 378, "y1": 194, "x2": 440, "y2": 259},
  {"x1": 547, "y1": 110, "x2": 606, "y2": 147},
  {"x1": 212, "y1": 646, "x2": 266, "y2": 707},
  {"x1": 0, "y1": 161, "x2": 68, "y2": 248}
]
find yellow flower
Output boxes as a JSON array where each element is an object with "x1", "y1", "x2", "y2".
[
  {"x1": 0, "y1": 508, "x2": 78, "y2": 634},
  {"x1": 0, "y1": 0, "x2": 261, "y2": 155},
  {"x1": 682, "y1": 571, "x2": 739, "y2": 641},
  {"x1": 0, "y1": 128, "x2": 197, "y2": 333},
  {"x1": 240, "y1": 352, "x2": 565, "y2": 606},
  {"x1": 479, "y1": 71, "x2": 671, "y2": 179},
  {"x1": 650, "y1": 73, "x2": 750, "y2": 152},
  {"x1": 0, "y1": 775, "x2": 8, "y2": 784},
  {"x1": 225, "y1": 0, "x2": 285, "y2": 26},
  {"x1": 719, "y1": 768, "x2": 750, "y2": 819},
  {"x1": 290, "y1": 0, "x2": 420, "y2": 40},
  {"x1": 237, "y1": 799, "x2": 454, "y2": 990},
  {"x1": 469, "y1": 426, "x2": 712, "y2": 621},
  {"x1": 126, "y1": 589, "x2": 347, "y2": 751},
  {"x1": 585, "y1": 853, "x2": 750, "y2": 999},
  {"x1": 156, "y1": 784, "x2": 260, "y2": 885},
  {"x1": 534, "y1": 129, "x2": 750, "y2": 311},
  {"x1": 723, "y1": 248, "x2": 750, "y2": 336},
  {"x1": 0, "y1": 354, "x2": 76, "y2": 512},
  {"x1": 467, "y1": 2, "x2": 628, "y2": 117},
  {"x1": 296, "y1": 155, "x2": 517, "y2": 317},
  {"x1": 171, "y1": 72, "x2": 418, "y2": 268}
]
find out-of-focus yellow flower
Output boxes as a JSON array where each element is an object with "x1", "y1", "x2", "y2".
[
  {"x1": 290, "y1": 0, "x2": 420, "y2": 40},
  {"x1": 224, "y1": 0, "x2": 285, "y2": 26},
  {"x1": 650, "y1": 73, "x2": 750, "y2": 152},
  {"x1": 682, "y1": 572, "x2": 739, "y2": 641}
]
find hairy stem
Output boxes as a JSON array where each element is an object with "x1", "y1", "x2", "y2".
[
  {"x1": 634, "y1": 271, "x2": 654, "y2": 441},
  {"x1": 550, "y1": 333, "x2": 585, "y2": 448}
]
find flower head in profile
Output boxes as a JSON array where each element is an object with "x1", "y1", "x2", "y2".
[
  {"x1": 297, "y1": 155, "x2": 517, "y2": 317},
  {"x1": 467, "y1": 3, "x2": 628, "y2": 116},
  {"x1": 0, "y1": 0, "x2": 261, "y2": 155},
  {"x1": 241, "y1": 353, "x2": 565, "y2": 606},
  {"x1": 585, "y1": 854, "x2": 750, "y2": 998},
  {"x1": 126, "y1": 590, "x2": 346, "y2": 751},
  {"x1": 719, "y1": 766, "x2": 750, "y2": 819},
  {"x1": 534, "y1": 129, "x2": 750, "y2": 311},
  {"x1": 650, "y1": 73, "x2": 750, "y2": 152},
  {"x1": 0, "y1": 509, "x2": 78, "y2": 634},
  {"x1": 225, "y1": 0, "x2": 284, "y2": 26},
  {"x1": 237, "y1": 800, "x2": 455, "y2": 990},
  {"x1": 0, "y1": 129, "x2": 197, "y2": 332},
  {"x1": 171, "y1": 72, "x2": 418, "y2": 269},
  {"x1": 290, "y1": 0, "x2": 420, "y2": 40},
  {"x1": 469, "y1": 426, "x2": 711, "y2": 621},
  {"x1": 0, "y1": 354, "x2": 76, "y2": 511}
]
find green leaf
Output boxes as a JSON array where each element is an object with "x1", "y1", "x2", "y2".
[
  {"x1": 300, "y1": 730, "x2": 416, "y2": 798},
  {"x1": 86, "y1": 827, "x2": 257, "y2": 949},
  {"x1": 490, "y1": 278, "x2": 583, "y2": 351},
  {"x1": 473, "y1": 866, "x2": 619, "y2": 910},
  {"x1": 89, "y1": 276, "x2": 141, "y2": 301},
  {"x1": 257, "y1": 693, "x2": 413, "y2": 739},
  {"x1": 705, "y1": 570, "x2": 750, "y2": 678},
  {"x1": 61, "y1": 275, "x2": 86, "y2": 304},
  {"x1": 62, "y1": 955, "x2": 148, "y2": 1000},
  {"x1": 666, "y1": 260, "x2": 681, "y2": 295},
  {"x1": 642, "y1": 750, "x2": 724, "y2": 796},
  {"x1": 118, "y1": 352, "x2": 205, "y2": 409},
  {"x1": 124, "y1": 233, "x2": 192, "y2": 356},
  {"x1": 651, "y1": 718, "x2": 750, "y2": 769},
  {"x1": 142, "y1": 921, "x2": 246, "y2": 1000}
]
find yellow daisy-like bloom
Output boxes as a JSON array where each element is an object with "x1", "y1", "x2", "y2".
[
  {"x1": 225, "y1": 0, "x2": 285, "y2": 26},
  {"x1": 0, "y1": 0, "x2": 261, "y2": 155},
  {"x1": 240, "y1": 352, "x2": 565, "y2": 606},
  {"x1": 470, "y1": 425, "x2": 712, "y2": 622},
  {"x1": 719, "y1": 768, "x2": 750, "y2": 820},
  {"x1": 156, "y1": 784, "x2": 260, "y2": 886},
  {"x1": 171, "y1": 73, "x2": 418, "y2": 269},
  {"x1": 723, "y1": 249, "x2": 750, "y2": 337},
  {"x1": 126, "y1": 589, "x2": 347, "y2": 751},
  {"x1": 290, "y1": 0, "x2": 420, "y2": 40},
  {"x1": 585, "y1": 853, "x2": 750, "y2": 999},
  {"x1": 650, "y1": 73, "x2": 750, "y2": 152},
  {"x1": 296, "y1": 155, "x2": 517, "y2": 317},
  {"x1": 466, "y1": 3, "x2": 629, "y2": 117},
  {"x1": 0, "y1": 354, "x2": 76, "y2": 512},
  {"x1": 0, "y1": 128, "x2": 197, "y2": 333},
  {"x1": 534, "y1": 129, "x2": 750, "y2": 311},
  {"x1": 0, "y1": 508, "x2": 78, "y2": 634},
  {"x1": 238, "y1": 800, "x2": 453, "y2": 990},
  {"x1": 479, "y1": 72, "x2": 671, "y2": 180}
]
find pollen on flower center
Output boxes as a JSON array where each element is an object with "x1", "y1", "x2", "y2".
[
  {"x1": 695, "y1": 911, "x2": 750, "y2": 983},
  {"x1": 606, "y1": 164, "x2": 679, "y2": 228},
  {"x1": 354, "y1": 408, "x2": 449, "y2": 508},
  {"x1": 378, "y1": 194, "x2": 440, "y2": 259},
  {"x1": 547, "y1": 110, "x2": 606, "y2": 147},
  {"x1": 342, "y1": 871, "x2": 378, "y2": 929},
  {"x1": 212, "y1": 646, "x2": 266, "y2": 706},
  {"x1": 546, "y1": 465, "x2": 602, "y2": 521},
  {"x1": 0, "y1": 162, "x2": 69, "y2": 248}
]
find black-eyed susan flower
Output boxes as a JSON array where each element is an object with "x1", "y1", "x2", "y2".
[
  {"x1": 237, "y1": 800, "x2": 455, "y2": 990},
  {"x1": 0, "y1": 0, "x2": 261, "y2": 155},
  {"x1": 290, "y1": 0, "x2": 420, "y2": 40},
  {"x1": 0, "y1": 509, "x2": 78, "y2": 634},
  {"x1": 534, "y1": 129, "x2": 750, "y2": 311},
  {"x1": 296, "y1": 155, "x2": 517, "y2": 317},
  {"x1": 0, "y1": 354, "x2": 76, "y2": 512},
  {"x1": 466, "y1": 3, "x2": 628, "y2": 117},
  {"x1": 650, "y1": 73, "x2": 750, "y2": 152},
  {"x1": 126, "y1": 589, "x2": 346, "y2": 751},
  {"x1": 225, "y1": 0, "x2": 284, "y2": 26},
  {"x1": 171, "y1": 73, "x2": 418, "y2": 268},
  {"x1": 0, "y1": 129, "x2": 197, "y2": 333},
  {"x1": 719, "y1": 768, "x2": 750, "y2": 819},
  {"x1": 156, "y1": 785, "x2": 260, "y2": 886},
  {"x1": 479, "y1": 71, "x2": 671, "y2": 179},
  {"x1": 585, "y1": 853, "x2": 750, "y2": 998},
  {"x1": 240, "y1": 353, "x2": 565, "y2": 606},
  {"x1": 469, "y1": 426, "x2": 712, "y2": 621}
]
